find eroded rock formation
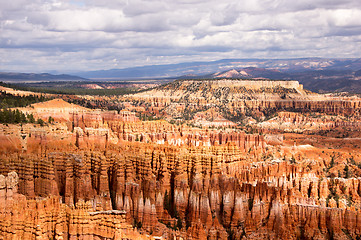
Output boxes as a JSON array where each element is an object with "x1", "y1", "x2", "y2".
[
  {"x1": 1, "y1": 80, "x2": 361, "y2": 239},
  {"x1": 0, "y1": 171, "x2": 149, "y2": 239}
]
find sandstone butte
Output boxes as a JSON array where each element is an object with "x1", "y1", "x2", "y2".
[{"x1": 0, "y1": 79, "x2": 361, "y2": 239}]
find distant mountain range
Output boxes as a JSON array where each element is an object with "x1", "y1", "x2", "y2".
[
  {"x1": 0, "y1": 72, "x2": 87, "y2": 82},
  {"x1": 75, "y1": 57, "x2": 361, "y2": 93},
  {"x1": 2, "y1": 58, "x2": 361, "y2": 93},
  {"x1": 75, "y1": 58, "x2": 361, "y2": 79}
]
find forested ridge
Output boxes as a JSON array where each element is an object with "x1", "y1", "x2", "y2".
[
  {"x1": 0, "y1": 91, "x2": 49, "y2": 108},
  {"x1": 0, "y1": 90, "x2": 49, "y2": 124}
]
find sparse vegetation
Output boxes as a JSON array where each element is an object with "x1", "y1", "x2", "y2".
[
  {"x1": 48, "y1": 116, "x2": 54, "y2": 124},
  {"x1": 0, "y1": 81, "x2": 145, "y2": 96}
]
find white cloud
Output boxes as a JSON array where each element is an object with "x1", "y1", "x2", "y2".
[
  {"x1": 1, "y1": 0, "x2": 361, "y2": 72},
  {"x1": 327, "y1": 9, "x2": 361, "y2": 27},
  {"x1": 44, "y1": 9, "x2": 129, "y2": 31}
]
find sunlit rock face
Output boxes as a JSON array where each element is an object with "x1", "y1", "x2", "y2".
[{"x1": 1, "y1": 80, "x2": 361, "y2": 239}]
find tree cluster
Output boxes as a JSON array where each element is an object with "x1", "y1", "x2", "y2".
[
  {"x1": 0, "y1": 109, "x2": 36, "y2": 124},
  {"x1": 0, "y1": 91, "x2": 49, "y2": 108}
]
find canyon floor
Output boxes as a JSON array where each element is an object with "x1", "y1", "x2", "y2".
[{"x1": 0, "y1": 79, "x2": 361, "y2": 239}]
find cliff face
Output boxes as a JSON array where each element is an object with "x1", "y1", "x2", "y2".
[
  {"x1": 125, "y1": 80, "x2": 361, "y2": 121},
  {"x1": 1, "y1": 81, "x2": 361, "y2": 239},
  {"x1": 0, "y1": 122, "x2": 360, "y2": 239},
  {"x1": 259, "y1": 111, "x2": 361, "y2": 134},
  {"x1": 0, "y1": 172, "x2": 148, "y2": 239},
  {"x1": 1, "y1": 146, "x2": 360, "y2": 239},
  {"x1": 0, "y1": 117, "x2": 267, "y2": 239}
]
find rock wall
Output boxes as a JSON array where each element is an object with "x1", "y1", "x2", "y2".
[
  {"x1": 127, "y1": 80, "x2": 361, "y2": 119},
  {"x1": 1, "y1": 91, "x2": 361, "y2": 239},
  {"x1": 181, "y1": 79, "x2": 303, "y2": 90},
  {"x1": 259, "y1": 111, "x2": 361, "y2": 133},
  {"x1": 1, "y1": 143, "x2": 360, "y2": 239},
  {"x1": 0, "y1": 171, "x2": 148, "y2": 240}
]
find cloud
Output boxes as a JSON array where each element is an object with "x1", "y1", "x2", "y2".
[
  {"x1": 327, "y1": 9, "x2": 361, "y2": 28},
  {"x1": 1, "y1": 0, "x2": 361, "y2": 72}
]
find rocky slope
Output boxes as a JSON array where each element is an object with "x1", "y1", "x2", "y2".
[
  {"x1": 1, "y1": 131, "x2": 360, "y2": 239},
  {"x1": 1, "y1": 80, "x2": 361, "y2": 239},
  {"x1": 124, "y1": 79, "x2": 361, "y2": 124},
  {"x1": 0, "y1": 171, "x2": 148, "y2": 239}
]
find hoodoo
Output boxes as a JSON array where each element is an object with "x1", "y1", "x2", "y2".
[{"x1": 0, "y1": 79, "x2": 361, "y2": 239}]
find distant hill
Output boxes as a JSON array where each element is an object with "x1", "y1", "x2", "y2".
[
  {"x1": 300, "y1": 78, "x2": 361, "y2": 93},
  {"x1": 74, "y1": 57, "x2": 361, "y2": 93},
  {"x1": 3, "y1": 58, "x2": 361, "y2": 94},
  {"x1": 76, "y1": 60, "x2": 223, "y2": 79},
  {"x1": 0, "y1": 72, "x2": 87, "y2": 82},
  {"x1": 210, "y1": 68, "x2": 361, "y2": 93},
  {"x1": 76, "y1": 58, "x2": 361, "y2": 79},
  {"x1": 355, "y1": 69, "x2": 361, "y2": 77},
  {"x1": 211, "y1": 67, "x2": 290, "y2": 79}
]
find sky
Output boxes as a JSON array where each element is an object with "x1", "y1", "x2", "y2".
[{"x1": 1, "y1": 0, "x2": 361, "y2": 73}]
